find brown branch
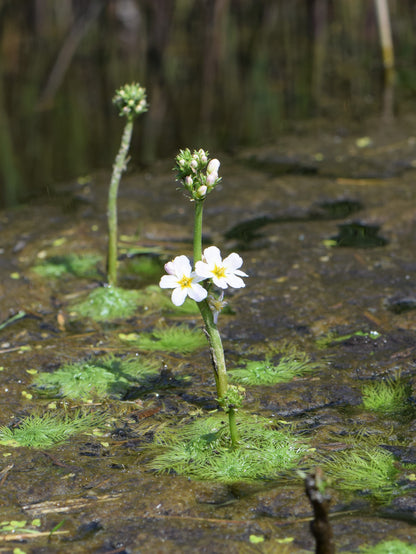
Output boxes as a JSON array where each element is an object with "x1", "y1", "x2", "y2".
[{"x1": 305, "y1": 468, "x2": 335, "y2": 554}]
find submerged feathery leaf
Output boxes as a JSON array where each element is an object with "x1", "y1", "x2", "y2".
[
  {"x1": 150, "y1": 413, "x2": 309, "y2": 482},
  {"x1": 33, "y1": 355, "x2": 159, "y2": 400},
  {"x1": 0, "y1": 411, "x2": 102, "y2": 449}
]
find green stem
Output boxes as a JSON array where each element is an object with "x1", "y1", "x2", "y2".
[
  {"x1": 228, "y1": 408, "x2": 238, "y2": 449},
  {"x1": 107, "y1": 118, "x2": 134, "y2": 287},
  {"x1": 193, "y1": 200, "x2": 204, "y2": 262},
  {"x1": 193, "y1": 199, "x2": 239, "y2": 447}
]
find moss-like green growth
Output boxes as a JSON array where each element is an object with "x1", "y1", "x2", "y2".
[
  {"x1": 357, "y1": 540, "x2": 416, "y2": 554},
  {"x1": 229, "y1": 350, "x2": 322, "y2": 385},
  {"x1": 72, "y1": 285, "x2": 141, "y2": 321},
  {"x1": 362, "y1": 377, "x2": 411, "y2": 415},
  {"x1": 316, "y1": 330, "x2": 380, "y2": 349},
  {"x1": 134, "y1": 285, "x2": 201, "y2": 315},
  {"x1": 0, "y1": 410, "x2": 102, "y2": 449},
  {"x1": 33, "y1": 254, "x2": 102, "y2": 279},
  {"x1": 119, "y1": 324, "x2": 206, "y2": 354},
  {"x1": 33, "y1": 355, "x2": 159, "y2": 400},
  {"x1": 323, "y1": 447, "x2": 399, "y2": 501},
  {"x1": 123, "y1": 255, "x2": 164, "y2": 281},
  {"x1": 149, "y1": 412, "x2": 309, "y2": 482}
]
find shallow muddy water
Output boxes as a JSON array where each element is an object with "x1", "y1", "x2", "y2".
[{"x1": 0, "y1": 118, "x2": 416, "y2": 553}]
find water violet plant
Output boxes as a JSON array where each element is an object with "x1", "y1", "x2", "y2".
[
  {"x1": 230, "y1": 348, "x2": 323, "y2": 386},
  {"x1": 159, "y1": 149, "x2": 247, "y2": 447},
  {"x1": 323, "y1": 447, "x2": 399, "y2": 502},
  {"x1": 362, "y1": 376, "x2": 411, "y2": 416},
  {"x1": 33, "y1": 355, "x2": 159, "y2": 400},
  {"x1": 119, "y1": 324, "x2": 206, "y2": 354},
  {"x1": 151, "y1": 413, "x2": 308, "y2": 482},
  {"x1": 107, "y1": 83, "x2": 148, "y2": 287},
  {"x1": 0, "y1": 410, "x2": 102, "y2": 449}
]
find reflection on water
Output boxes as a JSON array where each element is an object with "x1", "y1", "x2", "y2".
[{"x1": 1, "y1": 0, "x2": 416, "y2": 206}]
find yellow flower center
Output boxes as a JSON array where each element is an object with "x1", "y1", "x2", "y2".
[
  {"x1": 212, "y1": 265, "x2": 226, "y2": 279},
  {"x1": 178, "y1": 275, "x2": 193, "y2": 289}
]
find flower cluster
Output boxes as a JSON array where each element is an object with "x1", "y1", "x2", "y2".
[
  {"x1": 113, "y1": 83, "x2": 148, "y2": 119},
  {"x1": 175, "y1": 149, "x2": 221, "y2": 200},
  {"x1": 160, "y1": 246, "x2": 248, "y2": 307}
]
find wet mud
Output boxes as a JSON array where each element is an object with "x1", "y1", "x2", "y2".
[{"x1": 0, "y1": 118, "x2": 416, "y2": 553}]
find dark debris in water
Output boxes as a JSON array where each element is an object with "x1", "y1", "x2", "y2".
[
  {"x1": 224, "y1": 198, "x2": 363, "y2": 248},
  {"x1": 387, "y1": 295, "x2": 416, "y2": 314},
  {"x1": 331, "y1": 221, "x2": 388, "y2": 248}
]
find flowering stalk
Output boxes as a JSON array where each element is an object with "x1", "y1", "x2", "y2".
[
  {"x1": 107, "y1": 83, "x2": 148, "y2": 287},
  {"x1": 192, "y1": 199, "x2": 238, "y2": 447},
  {"x1": 160, "y1": 149, "x2": 247, "y2": 448}
]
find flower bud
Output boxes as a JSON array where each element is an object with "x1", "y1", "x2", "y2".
[
  {"x1": 196, "y1": 185, "x2": 207, "y2": 198},
  {"x1": 207, "y1": 158, "x2": 220, "y2": 175},
  {"x1": 206, "y1": 173, "x2": 217, "y2": 187}
]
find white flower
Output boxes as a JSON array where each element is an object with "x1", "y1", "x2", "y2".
[
  {"x1": 195, "y1": 246, "x2": 248, "y2": 289},
  {"x1": 159, "y1": 255, "x2": 208, "y2": 306}
]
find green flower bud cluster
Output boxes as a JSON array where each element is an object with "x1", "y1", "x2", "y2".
[
  {"x1": 218, "y1": 384, "x2": 245, "y2": 412},
  {"x1": 113, "y1": 83, "x2": 148, "y2": 119},
  {"x1": 175, "y1": 148, "x2": 221, "y2": 200}
]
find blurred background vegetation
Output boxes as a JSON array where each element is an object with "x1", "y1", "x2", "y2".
[{"x1": 1, "y1": 0, "x2": 416, "y2": 207}]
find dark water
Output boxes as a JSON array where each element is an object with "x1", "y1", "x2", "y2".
[{"x1": 2, "y1": 0, "x2": 416, "y2": 206}]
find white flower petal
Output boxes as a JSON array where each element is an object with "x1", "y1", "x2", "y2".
[
  {"x1": 173, "y1": 255, "x2": 192, "y2": 276},
  {"x1": 212, "y1": 276, "x2": 229, "y2": 289},
  {"x1": 171, "y1": 287, "x2": 188, "y2": 306},
  {"x1": 195, "y1": 261, "x2": 212, "y2": 279},
  {"x1": 164, "y1": 261, "x2": 176, "y2": 275},
  {"x1": 159, "y1": 275, "x2": 179, "y2": 289},
  {"x1": 188, "y1": 283, "x2": 208, "y2": 302},
  {"x1": 191, "y1": 270, "x2": 207, "y2": 283},
  {"x1": 223, "y1": 252, "x2": 243, "y2": 271},
  {"x1": 233, "y1": 269, "x2": 248, "y2": 277},
  {"x1": 202, "y1": 246, "x2": 222, "y2": 265},
  {"x1": 225, "y1": 274, "x2": 245, "y2": 288}
]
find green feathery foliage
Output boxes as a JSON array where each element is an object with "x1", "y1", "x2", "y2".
[
  {"x1": 150, "y1": 413, "x2": 309, "y2": 482},
  {"x1": 33, "y1": 355, "x2": 159, "y2": 400},
  {"x1": 316, "y1": 330, "x2": 380, "y2": 349},
  {"x1": 0, "y1": 410, "x2": 102, "y2": 449},
  {"x1": 323, "y1": 447, "x2": 399, "y2": 501},
  {"x1": 72, "y1": 285, "x2": 141, "y2": 321},
  {"x1": 357, "y1": 540, "x2": 416, "y2": 554},
  {"x1": 33, "y1": 254, "x2": 102, "y2": 279},
  {"x1": 119, "y1": 324, "x2": 206, "y2": 354},
  {"x1": 229, "y1": 351, "x2": 322, "y2": 385},
  {"x1": 362, "y1": 377, "x2": 411, "y2": 415}
]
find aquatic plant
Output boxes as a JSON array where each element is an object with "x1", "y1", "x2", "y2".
[
  {"x1": 229, "y1": 350, "x2": 322, "y2": 386},
  {"x1": 107, "y1": 83, "x2": 148, "y2": 287},
  {"x1": 33, "y1": 355, "x2": 159, "y2": 400},
  {"x1": 362, "y1": 377, "x2": 411, "y2": 415},
  {"x1": 119, "y1": 324, "x2": 206, "y2": 354},
  {"x1": 33, "y1": 253, "x2": 102, "y2": 279},
  {"x1": 159, "y1": 149, "x2": 248, "y2": 447},
  {"x1": 323, "y1": 447, "x2": 399, "y2": 502},
  {"x1": 357, "y1": 539, "x2": 416, "y2": 554},
  {"x1": 0, "y1": 410, "x2": 102, "y2": 449},
  {"x1": 126, "y1": 284, "x2": 201, "y2": 315},
  {"x1": 316, "y1": 329, "x2": 380, "y2": 349},
  {"x1": 123, "y1": 255, "x2": 163, "y2": 282},
  {"x1": 72, "y1": 285, "x2": 141, "y2": 321},
  {"x1": 150, "y1": 413, "x2": 309, "y2": 482}
]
